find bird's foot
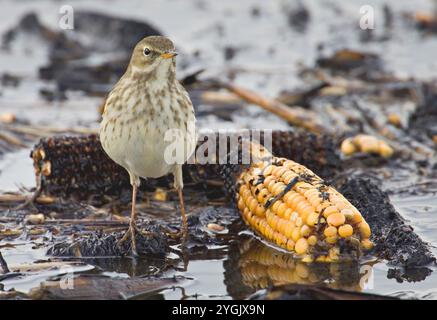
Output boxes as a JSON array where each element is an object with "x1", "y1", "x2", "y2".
[{"x1": 118, "y1": 224, "x2": 140, "y2": 257}]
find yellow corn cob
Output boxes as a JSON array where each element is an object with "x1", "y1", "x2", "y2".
[
  {"x1": 236, "y1": 143, "x2": 373, "y2": 262},
  {"x1": 341, "y1": 134, "x2": 394, "y2": 158}
]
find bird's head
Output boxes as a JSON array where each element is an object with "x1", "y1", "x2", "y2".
[{"x1": 128, "y1": 35, "x2": 177, "y2": 79}]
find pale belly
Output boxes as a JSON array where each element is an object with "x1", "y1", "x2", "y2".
[{"x1": 100, "y1": 113, "x2": 196, "y2": 180}]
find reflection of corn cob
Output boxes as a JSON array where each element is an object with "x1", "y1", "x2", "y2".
[
  {"x1": 237, "y1": 143, "x2": 372, "y2": 262},
  {"x1": 236, "y1": 238, "x2": 365, "y2": 292}
]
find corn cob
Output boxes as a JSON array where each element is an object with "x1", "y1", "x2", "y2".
[
  {"x1": 31, "y1": 130, "x2": 340, "y2": 198},
  {"x1": 236, "y1": 143, "x2": 373, "y2": 262},
  {"x1": 341, "y1": 134, "x2": 393, "y2": 158}
]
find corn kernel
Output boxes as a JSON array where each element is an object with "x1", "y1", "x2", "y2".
[
  {"x1": 257, "y1": 188, "x2": 269, "y2": 203},
  {"x1": 359, "y1": 222, "x2": 371, "y2": 238},
  {"x1": 272, "y1": 166, "x2": 283, "y2": 177},
  {"x1": 341, "y1": 138, "x2": 356, "y2": 156},
  {"x1": 306, "y1": 212, "x2": 319, "y2": 227},
  {"x1": 341, "y1": 208, "x2": 354, "y2": 220},
  {"x1": 324, "y1": 226, "x2": 337, "y2": 237},
  {"x1": 277, "y1": 203, "x2": 287, "y2": 218},
  {"x1": 379, "y1": 141, "x2": 394, "y2": 158},
  {"x1": 249, "y1": 198, "x2": 258, "y2": 212},
  {"x1": 276, "y1": 218, "x2": 285, "y2": 234},
  {"x1": 295, "y1": 238, "x2": 309, "y2": 255},
  {"x1": 284, "y1": 208, "x2": 292, "y2": 220},
  {"x1": 295, "y1": 217, "x2": 303, "y2": 227},
  {"x1": 272, "y1": 182, "x2": 285, "y2": 196},
  {"x1": 255, "y1": 204, "x2": 265, "y2": 217},
  {"x1": 308, "y1": 235, "x2": 317, "y2": 246},
  {"x1": 238, "y1": 197, "x2": 245, "y2": 211},
  {"x1": 327, "y1": 212, "x2": 346, "y2": 227},
  {"x1": 326, "y1": 235, "x2": 338, "y2": 244},
  {"x1": 274, "y1": 167, "x2": 287, "y2": 178},
  {"x1": 292, "y1": 228, "x2": 301, "y2": 242},
  {"x1": 283, "y1": 191, "x2": 294, "y2": 203},
  {"x1": 286, "y1": 192, "x2": 300, "y2": 207},
  {"x1": 351, "y1": 211, "x2": 363, "y2": 224},
  {"x1": 323, "y1": 205, "x2": 339, "y2": 218},
  {"x1": 286, "y1": 239, "x2": 295, "y2": 251},
  {"x1": 361, "y1": 238, "x2": 374, "y2": 250},
  {"x1": 284, "y1": 221, "x2": 293, "y2": 237},
  {"x1": 271, "y1": 200, "x2": 281, "y2": 213},
  {"x1": 263, "y1": 165, "x2": 275, "y2": 176},
  {"x1": 338, "y1": 224, "x2": 353, "y2": 238},
  {"x1": 300, "y1": 225, "x2": 311, "y2": 237},
  {"x1": 358, "y1": 135, "x2": 379, "y2": 153}
]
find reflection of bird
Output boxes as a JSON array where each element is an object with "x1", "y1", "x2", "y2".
[{"x1": 100, "y1": 36, "x2": 196, "y2": 256}]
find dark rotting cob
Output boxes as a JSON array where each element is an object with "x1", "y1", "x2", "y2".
[{"x1": 31, "y1": 130, "x2": 341, "y2": 199}]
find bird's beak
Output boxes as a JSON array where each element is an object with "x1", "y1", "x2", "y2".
[{"x1": 161, "y1": 51, "x2": 178, "y2": 59}]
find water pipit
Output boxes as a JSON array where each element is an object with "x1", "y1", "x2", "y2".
[{"x1": 100, "y1": 36, "x2": 196, "y2": 256}]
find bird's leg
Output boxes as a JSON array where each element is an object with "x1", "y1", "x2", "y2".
[
  {"x1": 118, "y1": 179, "x2": 139, "y2": 256},
  {"x1": 172, "y1": 166, "x2": 189, "y2": 243},
  {"x1": 177, "y1": 187, "x2": 188, "y2": 243}
]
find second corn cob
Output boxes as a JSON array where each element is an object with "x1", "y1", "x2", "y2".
[{"x1": 236, "y1": 143, "x2": 373, "y2": 262}]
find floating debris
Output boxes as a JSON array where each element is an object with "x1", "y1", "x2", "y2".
[
  {"x1": 28, "y1": 275, "x2": 184, "y2": 300},
  {"x1": 0, "y1": 113, "x2": 16, "y2": 124},
  {"x1": 316, "y1": 49, "x2": 382, "y2": 73},
  {"x1": 207, "y1": 223, "x2": 225, "y2": 233},
  {"x1": 414, "y1": 11, "x2": 437, "y2": 33},
  {"x1": 0, "y1": 251, "x2": 9, "y2": 274},
  {"x1": 24, "y1": 213, "x2": 45, "y2": 225}
]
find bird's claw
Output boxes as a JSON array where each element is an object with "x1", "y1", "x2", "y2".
[{"x1": 118, "y1": 224, "x2": 140, "y2": 257}]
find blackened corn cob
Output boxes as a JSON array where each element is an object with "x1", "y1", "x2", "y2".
[
  {"x1": 236, "y1": 143, "x2": 373, "y2": 262},
  {"x1": 32, "y1": 134, "x2": 131, "y2": 198},
  {"x1": 31, "y1": 130, "x2": 340, "y2": 198}
]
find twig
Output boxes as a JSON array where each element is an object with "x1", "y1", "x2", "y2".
[
  {"x1": 0, "y1": 131, "x2": 27, "y2": 147},
  {"x1": 43, "y1": 219, "x2": 128, "y2": 226},
  {"x1": 221, "y1": 82, "x2": 328, "y2": 134},
  {"x1": 14, "y1": 174, "x2": 42, "y2": 211},
  {"x1": 5, "y1": 124, "x2": 97, "y2": 138},
  {"x1": 0, "y1": 251, "x2": 10, "y2": 274}
]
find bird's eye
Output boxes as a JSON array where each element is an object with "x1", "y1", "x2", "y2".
[{"x1": 144, "y1": 47, "x2": 151, "y2": 56}]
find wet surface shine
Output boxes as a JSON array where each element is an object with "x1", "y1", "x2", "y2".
[{"x1": 1, "y1": 0, "x2": 437, "y2": 299}]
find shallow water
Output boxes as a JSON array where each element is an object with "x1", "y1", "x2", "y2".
[{"x1": 1, "y1": 0, "x2": 437, "y2": 299}]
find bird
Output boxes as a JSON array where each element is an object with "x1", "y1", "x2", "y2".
[{"x1": 99, "y1": 36, "x2": 196, "y2": 256}]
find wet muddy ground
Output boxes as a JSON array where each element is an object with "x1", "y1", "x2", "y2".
[{"x1": 1, "y1": 0, "x2": 437, "y2": 299}]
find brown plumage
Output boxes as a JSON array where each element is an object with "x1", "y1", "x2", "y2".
[{"x1": 100, "y1": 36, "x2": 196, "y2": 255}]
